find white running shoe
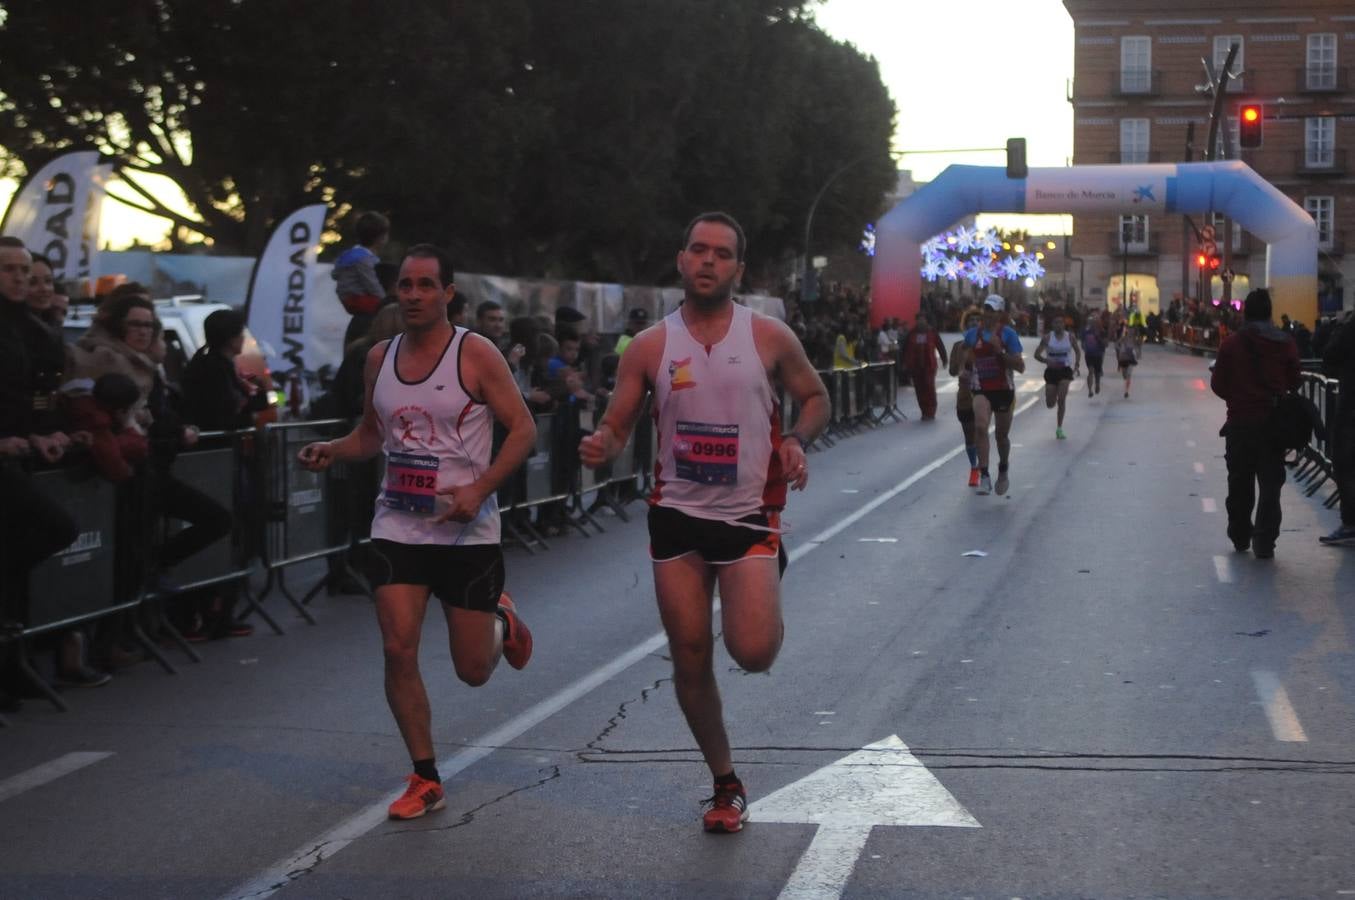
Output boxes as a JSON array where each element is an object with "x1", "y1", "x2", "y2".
[
  {"x1": 995, "y1": 471, "x2": 1010, "y2": 495},
  {"x1": 977, "y1": 474, "x2": 993, "y2": 495}
]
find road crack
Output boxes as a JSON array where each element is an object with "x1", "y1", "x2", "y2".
[{"x1": 397, "y1": 765, "x2": 562, "y2": 835}]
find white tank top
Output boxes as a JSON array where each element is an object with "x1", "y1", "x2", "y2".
[
  {"x1": 651, "y1": 303, "x2": 785, "y2": 521},
  {"x1": 1045, "y1": 331, "x2": 1073, "y2": 368},
  {"x1": 370, "y1": 329, "x2": 500, "y2": 545}
]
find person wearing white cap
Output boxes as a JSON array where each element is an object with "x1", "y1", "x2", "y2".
[{"x1": 962, "y1": 295, "x2": 1025, "y2": 494}]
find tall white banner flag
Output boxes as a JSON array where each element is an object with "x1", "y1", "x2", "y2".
[
  {"x1": 243, "y1": 203, "x2": 327, "y2": 377},
  {"x1": 0, "y1": 150, "x2": 101, "y2": 287},
  {"x1": 78, "y1": 164, "x2": 113, "y2": 291}
]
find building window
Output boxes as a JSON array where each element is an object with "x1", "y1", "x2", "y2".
[
  {"x1": 1304, "y1": 197, "x2": 1334, "y2": 249},
  {"x1": 1307, "y1": 33, "x2": 1337, "y2": 90},
  {"x1": 1305, "y1": 117, "x2": 1335, "y2": 168},
  {"x1": 1118, "y1": 215, "x2": 1149, "y2": 253},
  {"x1": 1213, "y1": 35, "x2": 1244, "y2": 88},
  {"x1": 1121, "y1": 36, "x2": 1152, "y2": 93},
  {"x1": 1120, "y1": 118, "x2": 1150, "y2": 163}
]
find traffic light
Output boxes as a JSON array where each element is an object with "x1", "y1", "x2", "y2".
[
  {"x1": 1239, "y1": 103, "x2": 1263, "y2": 149},
  {"x1": 1006, "y1": 137, "x2": 1027, "y2": 179}
]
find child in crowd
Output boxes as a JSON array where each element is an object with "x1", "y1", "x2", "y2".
[
  {"x1": 66, "y1": 373, "x2": 149, "y2": 483},
  {"x1": 332, "y1": 211, "x2": 390, "y2": 317}
]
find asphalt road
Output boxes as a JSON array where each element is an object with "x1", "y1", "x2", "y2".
[{"x1": 2, "y1": 341, "x2": 1352, "y2": 900}]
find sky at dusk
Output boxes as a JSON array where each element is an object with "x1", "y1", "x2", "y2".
[{"x1": 3, "y1": 1, "x2": 1079, "y2": 248}]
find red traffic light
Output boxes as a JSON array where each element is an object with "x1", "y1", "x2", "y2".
[
  {"x1": 1209, "y1": 255, "x2": 1221, "y2": 270},
  {"x1": 1239, "y1": 103, "x2": 1263, "y2": 148}
]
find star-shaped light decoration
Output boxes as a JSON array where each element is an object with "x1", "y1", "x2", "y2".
[{"x1": 965, "y1": 256, "x2": 999, "y2": 288}]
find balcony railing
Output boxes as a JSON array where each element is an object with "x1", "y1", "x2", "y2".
[
  {"x1": 1296, "y1": 148, "x2": 1348, "y2": 176},
  {"x1": 1116, "y1": 68, "x2": 1161, "y2": 96},
  {"x1": 1298, "y1": 66, "x2": 1348, "y2": 93},
  {"x1": 1108, "y1": 231, "x2": 1157, "y2": 256}
]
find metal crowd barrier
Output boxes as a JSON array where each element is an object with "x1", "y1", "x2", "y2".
[
  {"x1": 1292, "y1": 373, "x2": 1342, "y2": 511},
  {"x1": 258, "y1": 418, "x2": 365, "y2": 624},
  {"x1": 812, "y1": 363, "x2": 902, "y2": 442},
  {"x1": 157, "y1": 429, "x2": 282, "y2": 646}
]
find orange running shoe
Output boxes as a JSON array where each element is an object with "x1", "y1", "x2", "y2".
[
  {"x1": 498, "y1": 592, "x2": 533, "y2": 670},
  {"x1": 967, "y1": 467, "x2": 981, "y2": 488},
  {"x1": 387, "y1": 774, "x2": 445, "y2": 820},
  {"x1": 702, "y1": 779, "x2": 749, "y2": 833}
]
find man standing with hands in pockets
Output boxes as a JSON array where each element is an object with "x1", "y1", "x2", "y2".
[
  {"x1": 579, "y1": 212, "x2": 830, "y2": 833},
  {"x1": 298, "y1": 244, "x2": 537, "y2": 820}
]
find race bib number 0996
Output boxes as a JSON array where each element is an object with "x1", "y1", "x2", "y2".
[{"x1": 674, "y1": 421, "x2": 739, "y2": 485}]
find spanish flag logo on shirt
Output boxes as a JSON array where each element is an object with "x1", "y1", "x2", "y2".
[{"x1": 669, "y1": 357, "x2": 696, "y2": 391}]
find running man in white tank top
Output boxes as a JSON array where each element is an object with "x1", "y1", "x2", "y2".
[
  {"x1": 298, "y1": 244, "x2": 537, "y2": 821},
  {"x1": 1033, "y1": 315, "x2": 1082, "y2": 440},
  {"x1": 579, "y1": 213, "x2": 830, "y2": 833}
]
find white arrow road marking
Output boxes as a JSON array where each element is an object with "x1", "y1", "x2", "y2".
[
  {"x1": 751, "y1": 735, "x2": 979, "y2": 900},
  {"x1": 0, "y1": 752, "x2": 113, "y2": 804}
]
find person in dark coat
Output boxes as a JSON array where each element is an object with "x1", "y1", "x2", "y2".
[
  {"x1": 1209, "y1": 289, "x2": 1300, "y2": 559},
  {"x1": 1320, "y1": 309, "x2": 1355, "y2": 546}
]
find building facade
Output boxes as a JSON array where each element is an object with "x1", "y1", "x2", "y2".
[{"x1": 1063, "y1": 0, "x2": 1355, "y2": 320}]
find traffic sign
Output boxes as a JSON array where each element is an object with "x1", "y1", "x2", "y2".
[
  {"x1": 1200, "y1": 225, "x2": 1216, "y2": 241},
  {"x1": 1202, "y1": 240, "x2": 1217, "y2": 256}
]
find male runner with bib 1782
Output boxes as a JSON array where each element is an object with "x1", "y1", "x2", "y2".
[
  {"x1": 579, "y1": 212, "x2": 830, "y2": 833},
  {"x1": 298, "y1": 244, "x2": 537, "y2": 821}
]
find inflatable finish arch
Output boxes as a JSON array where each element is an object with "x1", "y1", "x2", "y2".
[{"x1": 870, "y1": 160, "x2": 1317, "y2": 328}]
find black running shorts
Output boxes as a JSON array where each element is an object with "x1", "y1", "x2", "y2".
[
  {"x1": 1085, "y1": 354, "x2": 1104, "y2": 376},
  {"x1": 1043, "y1": 367, "x2": 1074, "y2": 385},
  {"x1": 648, "y1": 505, "x2": 787, "y2": 577},
  {"x1": 1118, "y1": 357, "x2": 1137, "y2": 371},
  {"x1": 369, "y1": 539, "x2": 504, "y2": 612},
  {"x1": 974, "y1": 389, "x2": 1016, "y2": 413}
]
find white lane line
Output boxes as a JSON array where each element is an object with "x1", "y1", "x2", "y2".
[
  {"x1": 224, "y1": 397, "x2": 1041, "y2": 900},
  {"x1": 1202, "y1": 498, "x2": 1217, "y2": 513},
  {"x1": 0, "y1": 752, "x2": 113, "y2": 804},
  {"x1": 1213, "y1": 555, "x2": 1234, "y2": 583},
  {"x1": 1193, "y1": 462, "x2": 1205, "y2": 474},
  {"x1": 1251, "y1": 671, "x2": 1309, "y2": 742}
]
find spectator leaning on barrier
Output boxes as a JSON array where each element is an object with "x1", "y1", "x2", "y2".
[
  {"x1": 1210, "y1": 289, "x2": 1301, "y2": 560},
  {"x1": 181, "y1": 309, "x2": 269, "y2": 432},
  {"x1": 0, "y1": 236, "x2": 82, "y2": 699},
  {"x1": 1320, "y1": 309, "x2": 1355, "y2": 547}
]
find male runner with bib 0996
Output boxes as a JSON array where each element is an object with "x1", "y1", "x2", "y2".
[
  {"x1": 297, "y1": 244, "x2": 537, "y2": 821},
  {"x1": 965, "y1": 295, "x2": 1026, "y2": 496},
  {"x1": 579, "y1": 213, "x2": 829, "y2": 833}
]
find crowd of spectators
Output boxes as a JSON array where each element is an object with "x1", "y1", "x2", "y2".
[{"x1": 1, "y1": 235, "x2": 268, "y2": 711}]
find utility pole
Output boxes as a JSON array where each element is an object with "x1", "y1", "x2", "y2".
[
  {"x1": 1203, "y1": 43, "x2": 1240, "y2": 306},
  {"x1": 1181, "y1": 122, "x2": 1195, "y2": 305}
]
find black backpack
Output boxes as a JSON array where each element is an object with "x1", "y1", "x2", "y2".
[{"x1": 1245, "y1": 333, "x2": 1324, "y2": 451}]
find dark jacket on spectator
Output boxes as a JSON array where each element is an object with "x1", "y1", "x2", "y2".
[
  {"x1": 181, "y1": 350, "x2": 259, "y2": 432},
  {"x1": 1210, "y1": 321, "x2": 1300, "y2": 427},
  {"x1": 1321, "y1": 311, "x2": 1355, "y2": 397},
  {"x1": 0, "y1": 295, "x2": 36, "y2": 439}
]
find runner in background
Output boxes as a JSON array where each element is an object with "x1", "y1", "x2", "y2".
[
  {"x1": 903, "y1": 313, "x2": 947, "y2": 420},
  {"x1": 1034, "y1": 316, "x2": 1082, "y2": 440},
  {"x1": 948, "y1": 308, "x2": 981, "y2": 486},
  {"x1": 1116, "y1": 321, "x2": 1139, "y2": 399},
  {"x1": 1081, "y1": 316, "x2": 1106, "y2": 398},
  {"x1": 964, "y1": 295, "x2": 1025, "y2": 496}
]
